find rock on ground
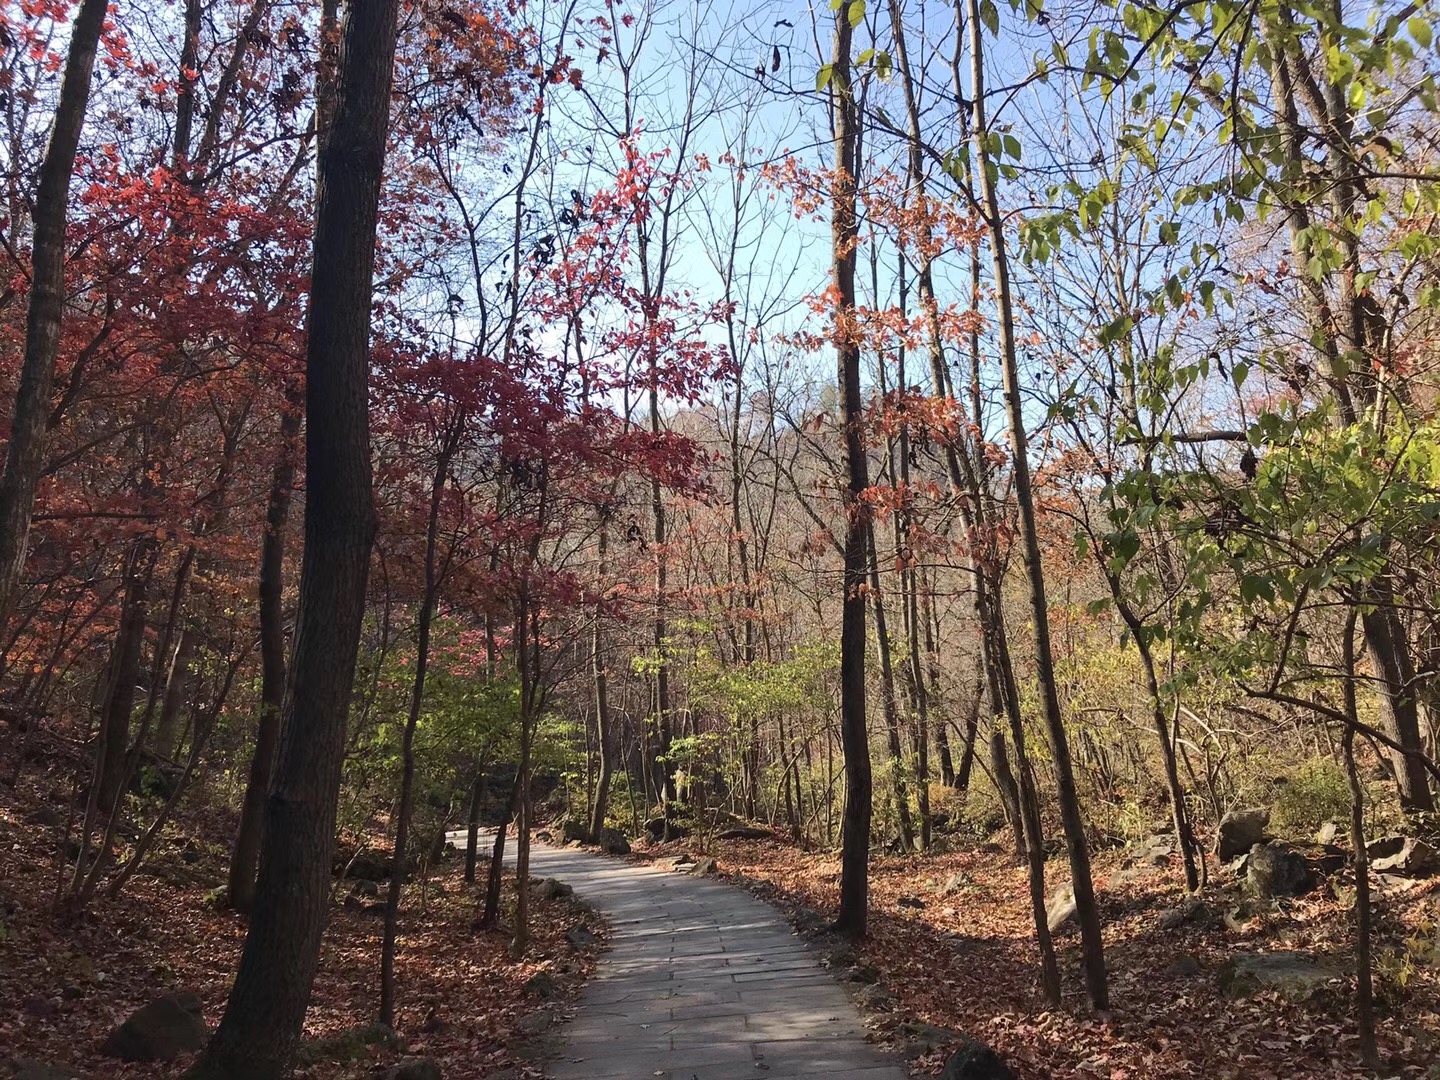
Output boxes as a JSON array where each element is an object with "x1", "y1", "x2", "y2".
[
  {"x1": 1045, "y1": 883, "x2": 1077, "y2": 932},
  {"x1": 99, "y1": 991, "x2": 207, "y2": 1062},
  {"x1": 1218, "y1": 951, "x2": 1341, "y2": 1001},
  {"x1": 940, "y1": 1037, "x2": 1017, "y2": 1079},
  {"x1": 1245, "y1": 841, "x2": 1315, "y2": 898},
  {"x1": 1368, "y1": 835, "x2": 1437, "y2": 877},
  {"x1": 1216, "y1": 807, "x2": 1270, "y2": 861},
  {"x1": 380, "y1": 1057, "x2": 443, "y2": 1080}
]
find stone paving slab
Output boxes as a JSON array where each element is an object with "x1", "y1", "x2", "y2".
[{"x1": 515, "y1": 839, "x2": 909, "y2": 1080}]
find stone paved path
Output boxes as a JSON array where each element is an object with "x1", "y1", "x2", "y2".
[{"x1": 520, "y1": 841, "x2": 908, "y2": 1080}]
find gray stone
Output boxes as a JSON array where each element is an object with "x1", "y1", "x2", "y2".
[
  {"x1": 99, "y1": 992, "x2": 206, "y2": 1062},
  {"x1": 714, "y1": 825, "x2": 772, "y2": 840},
  {"x1": 940, "y1": 1037, "x2": 1016, "y2": 1080},
  {"x1": 1157, "y1": 896, "x2": 1208, "y2": 931},
  {"x1": 1368, "y1": 835, "x2": 1437, "y2": 877},
  {"x1": 535, "y1": 877, "x2": 574, "y2": 900},
  {"x1": 856, "y1": 984, "x2": 896, "y2": 1011},
  {"x1": 564, "y1": 924, "x2": 598, "y2": 950},
  {"x1": 380, "y1": 1057, "x2": 442, "y2": 1080},
  {"x1": 515, "y1": 1011, "x2": 553, "y2": 1037},
  {"x1": 561, "y1": 820, "x2": 588, "y2": 844},
  {"x1": 1045, "y1": 883, "x2": 1077, "y2": 932},
  {"x1": 1216, "y1": 807, "x2": 1270, "y2": 861},
  {"x1": 689, "y1": 856, "x2": 717, "y2": 876},
  {"x1": 349, "y1": 878, "x2": 379, "y2": 898},
  {"x1": 523, "y1": 971, "x2": 558, "y2": 999},
  {"x1": 1218, "y1": 951, "x2": 1340, "y2": 1000},
  {"x1": 8, "y1": 1061, "x2": 83, "y2": 1080},
  {"x1": 1245, "y1": 841, "x2": 1315, "y2": 898},
  {"x1": 1164, "y1": 954, "x2": 1203, "y2": 978},
  {"x1": 940, "y1": 873, "x2": 968, "y2": 895},
  {"x1": 597, "y1": 827, "x2": 630, "y2": 855},
  {"x1": 841, "y1": 962, "x2": 879, "y2": 984},
  {"x1": 1315, "y1": 821, "x2": 1341, "y2": 845}
]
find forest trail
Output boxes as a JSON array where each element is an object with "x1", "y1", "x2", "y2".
[{"x1": 506, "y1": 839, "x2": 909, "y2": 1080}]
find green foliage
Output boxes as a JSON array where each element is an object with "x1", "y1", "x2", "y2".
[{"x1": 1272, "y1": 758, "x2": 1352, "y2": 834}]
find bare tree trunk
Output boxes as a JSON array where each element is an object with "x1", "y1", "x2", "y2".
[
  {"x1": 227, "y1": 398, "x2": 300, "y2": 913},
  {"x1": 589, "y1": 516, "x2": 615, "y2": 841},
  {"x1": 464, "y1": 769, "x2": 484, "y2": 883},
  {"x1": 380, "y1": 435, "x2": 454, "y2": 1026},
  {"x1": 0, "y1": 0, "x2": 109, "y2": 627},
  {"x1": 829, "y1": 0, "x2": 872, "y2": 940},
  {"x1": 1340, "y1": 614, "x2": 1379, "y2": 1069},
  {"x1": 865, "y1": 525, "x2": 914, "y2": 853},
  {"x1": 186, "y1": 3, "x2": 395, "y2": 1073},
  {"x1": 964, "y1": 0, "x2": 1106, "y2": 1007}
]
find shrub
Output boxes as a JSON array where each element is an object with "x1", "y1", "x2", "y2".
[{"x1": 1272, "y1": 758, "x2": 1351, "y2": 834}]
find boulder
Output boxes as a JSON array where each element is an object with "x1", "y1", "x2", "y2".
[
  {"x1": 1367, "y1": 835, "x2": 1437, "y2": 877},
  {"x1": 1164, "y1": 954, "x2": 1203, "y2": 978},
  {"x1": 690, "y1": 856, "x2": 717, "y2": 876},
  {"x1": 1216, "y1": 807, "x2": 1270, "y2": 861},
  {"x1": 535, "y1": 878, "x2": 574, "y2": 900},
  {"x1": 565, "y1": 924, "x2": 598, "y2": 950},
  {"x1": 714, "y1": 826, "x2": 772, "y2": 841},
  {"x1": 523, "y1": 971, "x2": 558, "y2": 1000},
  {"x1": 1315, "y1": 821, "x2": 1341, "y2": 845},
  {"x1": 1218, "y1": 951, "x2": 1340, "y2": 1001},
  {"x1": 561, "y1": 820, "x2": 589, "y2": 844},
  {"x1": 349, "y1": 878, "x2": 380, "y2": 899},
  {"x1": 1157, "y1": 896, "x2": 1209, "y2": 932},
  {"x1": 342, "y1": 852, "x2": 390, "y2": 882},
  {"x1": 940, "y1": 873, "x2": 968, "y2": 895},
  {"x1": 1245, "y1": 841, "x2": 1315, "y2": 898},
  {"x1": 644, "y1": 816, "x2": 689, "y2": 841},
  {"x1": 840, "y1": 962, "x2": 879, "y2": 985},
  {"x1": 8, "y1": 1061, "x2": 83, "y2": 1080},
  {"x1": 1045, "y1": 883, "x2": 1077, "y2": 933},
  {"x1": 380, "y1": 1057, "x2": 443, "y2": 1080},
  {"x1": 515, "y1": 1011, "x2": 552, "y2": 1037},
  {"x1": 898, "y1": 1019, "x2": 960, "y2": 1056},
  {"x1": 940, "y1": 1037, "x2": 1016, "y2": 1080},
  {"x1": 597, "y1": 828, "x2": 630, "y2": 856},
  {"x1": 1134, "y1": 832, "x2": 1175, "y2": 866},
  {"x1": 99, "y1": 992, "x2": 207, "y2": 1062}
]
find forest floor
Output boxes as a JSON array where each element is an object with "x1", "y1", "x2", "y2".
[
  {"x1": 0, "y1": 772, "x2": 603, "y2": 1079},
  {"x1": 631, "y1": 832, "x2": 1440, "y2": 1080}
]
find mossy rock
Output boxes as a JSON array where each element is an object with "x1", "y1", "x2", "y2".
[{"x1": 296, "y1": 1023, "x2": 404, "y2": 1065}]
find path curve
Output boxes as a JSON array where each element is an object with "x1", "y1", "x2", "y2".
[{"x1": 522, "y1": 841, "x2": 907, "y2": 1080}]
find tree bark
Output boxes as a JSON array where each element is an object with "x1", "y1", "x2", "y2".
[
  {"x1": 0, "y1": 0, "x2": 109, "y2": 628},
  {"x1": 964, "y1": 0, "x2": 1106, "y2": 1007},
  {"x1": 588, "y1": 517, "x2": 615, "y2": 842},
  {"x1": 829, "y1": 0, "x2": 872, "y2": 940},
  {"x1": 227, "y1": 397, "x2": 301, "y2": 913},
  {"x1": 186, "y1": 3, "x2": 395, "y2": 1073}
]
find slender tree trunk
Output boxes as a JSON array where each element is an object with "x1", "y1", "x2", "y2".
[
  {"x1": 153, "y1": 630, "x2": 196, "y2": 761},
  {"x1": 589, "y1": 537, "x2": 615, "y2": 842},
  {"x1": 964, "y1": 0, "x2": 1106, "y2": 1007},
  {"x1": 464, "y1": 769, "x2": 484, "y2": 883},
  {"x1": 186, "y1": 4, "x2": 395, "y2": 1074},
  {"x1": 829, "y1": 0, "x2": 872, "y2": 940},
  {"x1": 1340, "y1": 611, "x2": 1380, "y2": 1068},
  {"x1": 865, "y1": 525, "x2": 914, "y2": 853},
  {"x1": 380, "y1": 438, "x2": 453, "y2": 1026},
  {"x1": 95, "y1": 551, "x2": 154, "y2": 812},
  {"x1": 0, "y1": 0, "x2": 109, "y2": 628},
  {"x1": 227, "y1": 398, "x2": 301, "y2": 913}
]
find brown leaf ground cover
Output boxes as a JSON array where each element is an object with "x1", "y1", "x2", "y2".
[
  {"x1": 635, "y1": 835, "x2": 1440, "y2": 1079},
  {"x1": 0, "y1": 773, "x2": 601, "y2": 1079}
]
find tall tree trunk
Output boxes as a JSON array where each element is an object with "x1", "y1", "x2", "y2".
[
  {"x1": 153, "y1": 630, "x2": 197, "y2": 761},
  {"x1": 1340, "y1": 613, "x2": 1379, "y2": 1069},
  {"x1": 463, "y1": 767, "x2": 484, "y2": 883},
  {"x1": 588, "y1": 517, "x2": 615, "y2": 842},
  {"x1": 865, "y1": 525, "x2": 914, "y2": 853},
  {"x1": 964, "y1": 0, "x2": 1106, "y2": 1007},
  {"x1": 380, "y1": 437, "x2": 453, "y2": 1026},
  {"x1": 95, "y1": 551, "x2": 154, "y2": 812},
  {"x1": 829, "y1": 0, "x2": 872, "y2": 940},
  {"x1": 187, "y1": 3, "x2": 395, "y2": 1074},
  {"x1": 227, "y1": 398, "x2": 301, "y2": 913},
  {"x1": 0, "y1": 0, "x2": 109, "y2": 628}
]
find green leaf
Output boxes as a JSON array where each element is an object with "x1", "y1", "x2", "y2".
[
  {"x1": 849, "y1": 0, "x2": 867, "y2": 27},
  {"x1": 980, "y1": 0, "x2": 999, "y2": 36},
  {"x1": 816, "y1": 64, "x2": 834, "y2": 91}
]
